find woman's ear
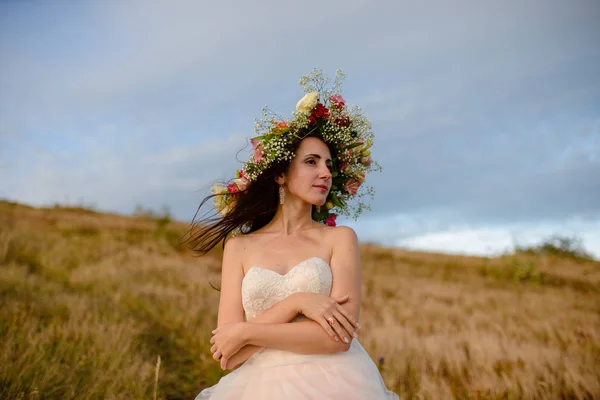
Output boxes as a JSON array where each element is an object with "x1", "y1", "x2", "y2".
[{"x1": 274, "y1": 173, "x2": 285, "y2": 186}]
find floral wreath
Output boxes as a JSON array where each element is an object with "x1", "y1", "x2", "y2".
[{"x1": 211, "y1": 68, "x2": 381, "y2": 227}]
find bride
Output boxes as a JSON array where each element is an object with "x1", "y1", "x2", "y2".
[{"x1": 190, "y1": 69, "x2": 399, "y2": 399}]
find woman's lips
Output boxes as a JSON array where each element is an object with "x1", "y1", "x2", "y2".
[{"x1": 314, "y1": 185, "x2": 328, "y2": 192}]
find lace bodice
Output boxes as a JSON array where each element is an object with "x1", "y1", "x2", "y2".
[{"x1": 241, "y1": 257, "x2": 333, "y2": 320}]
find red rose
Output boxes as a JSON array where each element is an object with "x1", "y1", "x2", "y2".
[
  {"x1": 324, "y1": 214, "x2": 337, "y2": 227},
  {"x1": 227, "y1": 183, "x2": 239, "y2": 193},
  {"x1": 311, "y1": 103, "x2": 330, "y2": 119},
  {"x1": 334, "y1": 115, "x2": 351, "y2": 127}
]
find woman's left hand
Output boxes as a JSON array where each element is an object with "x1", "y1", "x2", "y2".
[{"x1": 210, "y1": 322, "x2": 248, "y2": 370}]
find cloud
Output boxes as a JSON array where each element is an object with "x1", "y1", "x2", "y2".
[
  {"x1": 1, "y1": 0, "x2": 599, "y2": 256},
  {"x1": 367, "y1": 145, "x2": 600, "y2": 223},
  {"x1": 394, "y1": 219, "x2": 600, "y2": 259},
  {"x1": 1, "y1": 131, "x2": 246, "y2": 215},
  {"x1": 353, "y1": 212, "x2": 600, "y2": 259}
]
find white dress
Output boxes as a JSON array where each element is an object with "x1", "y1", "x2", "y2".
[{"x1": 195, "y1": 257, "x2": 400, "y2": 399}]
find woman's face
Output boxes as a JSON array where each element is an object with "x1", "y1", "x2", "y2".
[{"x1": 283, "y1": 137, "x2": 333, "y2": 206}]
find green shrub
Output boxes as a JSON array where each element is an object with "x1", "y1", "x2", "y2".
[{"x1": 514, "y1": 234, "x2": 594, "y2": 261}]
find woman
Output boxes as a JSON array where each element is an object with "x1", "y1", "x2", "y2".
[{"x1": 190, "y1": 69, "x2": 399, "y2": 399}]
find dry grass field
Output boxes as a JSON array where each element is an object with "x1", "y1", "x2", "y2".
[{"x1": 1, "y1": 200, "x2": 598, "y2": 399}]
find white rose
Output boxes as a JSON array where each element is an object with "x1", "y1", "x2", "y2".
[
  {"x1": 234, "y1": 177, "x2": 250, "y2": 191},
  {"x1": 295, "y1": 92, "x2": 319, "y2": 114},
  {"x1": 213, "y1": 195, "x2": 232, "y2": 216},
  {"x1": 211, "y1": 183, "x2": 226, "y2": 195},
  {"x1": 213, "y1": 195, "x2": 224, "y2": 209}
]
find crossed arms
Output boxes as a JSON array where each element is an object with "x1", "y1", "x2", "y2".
[{"x1": 212, "y1": 226, "x2": 361, "y2": 369}]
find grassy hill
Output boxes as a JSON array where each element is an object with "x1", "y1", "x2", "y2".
[{"x1": 1, "y1": 200, "x2": 598, "y2": 399}]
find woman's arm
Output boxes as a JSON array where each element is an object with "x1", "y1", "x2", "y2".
[
  {"x1": 248, "y1": 292, "x2": 302, "y2": 323},
  {"x1": 243, "y1": 319, "x2": 350, "y2": 354},
  {"x1": 226, "y1": 290, "x2": 355, "y2": 368},
  {"x1": 216, "y1": 236, "x2": 304, "y2": 369},
  {"x1": 241, "y1": 226, "x2": 362, "y2": 355},
  {"x1": 215, "y1": 237, "x2": 246, "y2": 327},
  {"x1": 223, "y1": 293, "x2": 302, "y2": 369}
]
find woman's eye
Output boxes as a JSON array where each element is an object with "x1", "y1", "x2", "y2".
[{"x1": 307, "y1": 159, "x2": 316, "y2": 165}]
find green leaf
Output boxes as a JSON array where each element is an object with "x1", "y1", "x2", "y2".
[
  {"x1": 330, "y1": 192, "x2": 344, "y2": 208},
  {"x1": 343, "y1": 142, "x2": 364, "y2": 151}
]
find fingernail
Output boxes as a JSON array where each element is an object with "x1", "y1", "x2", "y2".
[
  {"x1": 343, "y1": 337, "x2": 349, "y2": 343},
  {"x1": 334, "y1": 335, "x2": 339, "y2": 342},
  {"x1": 212, "y1": 330, "x2": 216, "y2": 334},
  {"x1": 352, "y1": 332, "x2": 358, "y2": 338},
  {"x1": 355, "y1": 323, "x2": 361, "y2": 329}
]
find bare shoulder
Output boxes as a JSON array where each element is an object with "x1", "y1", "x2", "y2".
[
  {"x1": 222, "y1": 234, "x2": 251, "y2": 270},
  {"x1": 326, "y1": 225, "x2": 359, "y2": 249},
  {"x1": 224, "y1": 233, "x2": 246, "y2": 253}
]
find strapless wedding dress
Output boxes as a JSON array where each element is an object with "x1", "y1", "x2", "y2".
[{"x1": 195, "y1": 257, "x2": 399, "y2": 399}]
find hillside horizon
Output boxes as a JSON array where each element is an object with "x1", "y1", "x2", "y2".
[{"x1": 2, "y1": 197, "x2": 595, "y2": 262}]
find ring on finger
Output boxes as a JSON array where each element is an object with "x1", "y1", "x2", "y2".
[{"x1": 327, "y1": 317, "x2": 335, "y2": 325}]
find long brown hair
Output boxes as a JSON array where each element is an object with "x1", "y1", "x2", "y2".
[{"x1": 183, "y1": 131, "x2": 337, "y2": 256}]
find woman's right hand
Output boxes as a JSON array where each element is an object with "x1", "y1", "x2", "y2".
[{"x1": 293, "y1": 292, "x2": 360, "y2": 343}]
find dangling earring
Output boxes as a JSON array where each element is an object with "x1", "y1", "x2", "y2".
[
  {"x1": 279, "y1": 185, "x2": 285, "y2": 205},
  {"x1": 316, "y1": 206, "x2": 321, "y2": 213}
]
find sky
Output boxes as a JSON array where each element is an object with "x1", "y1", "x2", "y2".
[{"x1": 1, "y1": 0, "x2": 599, "y2": 258}]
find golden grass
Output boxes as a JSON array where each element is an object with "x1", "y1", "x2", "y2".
[{"x1": 0, "y1": 200, "x2": 598, "y2": 399}]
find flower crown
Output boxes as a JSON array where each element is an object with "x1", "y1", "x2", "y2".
[{"x1": 211, "y1": 68, "x2": 380, "y2": 226}]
